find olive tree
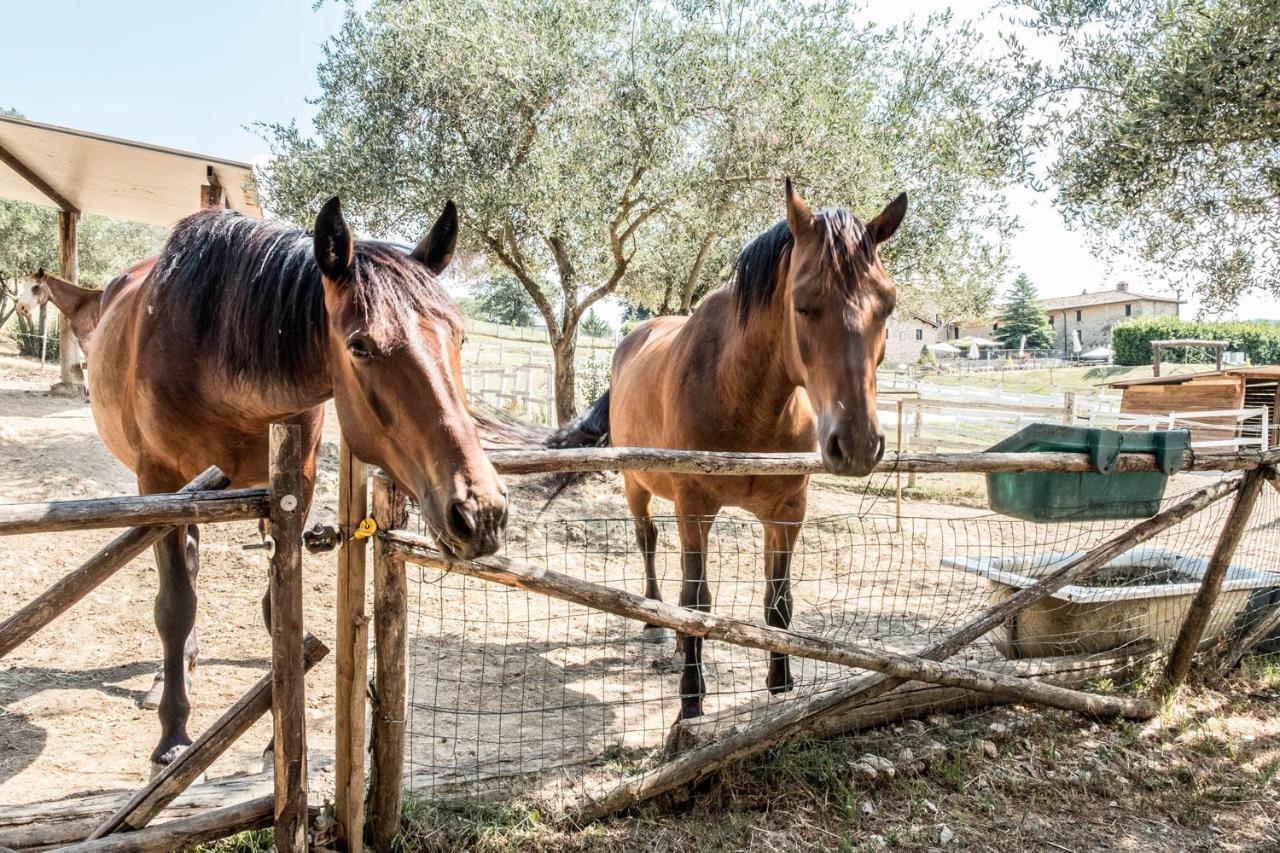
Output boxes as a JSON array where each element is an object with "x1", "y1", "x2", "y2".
[
  {"x1": 262, "y1": 0, "x2": 1029, "y2": 421},
  {"x1": 1022, "y1": 0, "x2": 1280, "y2": 311}
]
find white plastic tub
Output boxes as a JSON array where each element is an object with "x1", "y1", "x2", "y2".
[{"x1": 944, "y1": 547, "x2": 1280, "y2": 658}]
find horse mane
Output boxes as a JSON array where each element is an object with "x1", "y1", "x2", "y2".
[
  {"x1": 732, "y1": 208, "x2": 874, "y2": 325},
  {"x1": 150, "y1": 208, "x2": 455, "y2": 387}
]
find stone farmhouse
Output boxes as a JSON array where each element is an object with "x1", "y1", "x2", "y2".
[
  {"x1": 884, "y1": 312, "x2": 942, "y2": 365},
  {"x1": 959, "y1": 283, "x2": 1181, "y2": 355}
]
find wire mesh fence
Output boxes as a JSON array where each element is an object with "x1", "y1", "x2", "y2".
[{"x1": 397, "y1": 473, "x2": 1280, "y2": 804}]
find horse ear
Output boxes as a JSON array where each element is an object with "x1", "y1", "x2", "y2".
[
  {"x1": 35, "y1": 267, "x2": 44, "y2": 279},
  {"x1": 785, "y1": 178, "x2": 815, "y2": 238},
  {"x1": 411, "y1": 200, "x2": 458, "y2": 275},
  {"x1": 869, "y1": 192, "x2": 908, "y2": 244},
  {"x1": 314, "y1": 196, "x2": 354, "y2": 282}
]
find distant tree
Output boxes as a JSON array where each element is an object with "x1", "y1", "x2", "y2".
[
  {"x1": 469, "y1": 275, "x2": 536, "y2": 327},
  {"x1": 994, "y1": 273, "x2": 1054, "y2": 350},
  {"x1": 0, "y1": 200, "x2": 166, "y2": 290},
  {"x1": 579, "y1": 309, "x2": 611, "y2": 339}
]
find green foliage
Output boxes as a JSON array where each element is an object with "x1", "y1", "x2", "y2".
[
  {"x1": 579, "y1": 309, "x2": 611, "y2": 339},
  {"x1": 1024, "y1": 0, "x2": 1280, "y2": 310},
  {"x1": 917, "y1": 344, "x2": 937, "y2": 367},
  {"x1": 466, "y1": 275, "x2": 536, "y2": 326},
  {"x1": 579, "y1": 346, "x2": 611, "y2": 408},
  {"x1": 13, "y1": 313, "x2": 59, "y2": 360},
  {"x1": 1112, "y1": 316, "x2": 1280, "y2": 365},
  {"x1": 994, "y1": 273, "x2": 1054, "y2": 350},
  {"x1": 0, "y1": 198, "x2": 167, "y2": 290},
  {"x1": 259, "y1": 0, "x2": 1032, "y2": 419}
]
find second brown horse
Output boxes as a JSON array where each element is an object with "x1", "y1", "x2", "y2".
[
  {"x1": 90, "y1": 198, "x2": 508, "y2": 766},
  {"x1": 557, "y1": 181, "x2": 906, "y2": 719}
]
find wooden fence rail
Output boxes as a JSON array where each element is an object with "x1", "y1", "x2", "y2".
[
  {"x1": 0, "y1": 487, "x2": 268, "y2": 536},
  {"x1": 485, "y1": 446, "x2": 1280, "y2": 477}
]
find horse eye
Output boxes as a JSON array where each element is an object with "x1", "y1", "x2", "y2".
[
  {"x1": 796, "y1": 306, "x2": 820, "y2": 319},
  {"x1": 347, "y1": 334, "x2": 377, "y2": 361}
]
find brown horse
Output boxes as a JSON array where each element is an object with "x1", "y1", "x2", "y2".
[
  {"x1": 556, "y1": 181, "x2": 905, "y2": 719},
  {"x1": 18, "y1": 268, "x2": 105, "y2": 351},
  {"x1": 89, "y1": 198, "x2": 508, "y2": 766}
]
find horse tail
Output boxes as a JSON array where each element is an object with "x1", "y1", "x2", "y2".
[
  {"x1": 548, "y1": 389, "x2": 611, "y2": 449},
  {"x1": 541, "y1": 389, "x2": 611, "y2": 509}
]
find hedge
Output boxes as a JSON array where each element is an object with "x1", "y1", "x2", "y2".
[{"x1": 1112, "y1": 317, "x2": 1280, "y2": 366}]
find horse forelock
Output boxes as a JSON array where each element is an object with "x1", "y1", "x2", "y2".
[
  {"x1": 151, "y1": 209, "x2": 457, "y2": 388},
  {"x1": 732, "y1": 208, "x2": 876, "y2": 326}
]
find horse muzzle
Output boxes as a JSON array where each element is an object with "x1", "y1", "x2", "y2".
[
  {"x1": 820, "y1": 424, "x2": 885, "y2": 478},
  {"x1": 424, "y1": 489, "x2": 509, "y2": 561}
]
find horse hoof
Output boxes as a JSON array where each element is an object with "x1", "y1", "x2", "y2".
[
  {"x1": 641, "y1": 625, "x2": 675, "y2": 644},
  {"x1": 262, "y1": 746, "x2": 275, "y2": 774},
  {"x1": 150, "y1": 744, "x2": 198, "y2": 778},
  {"x1": 767, "y1": 680, "x2": 795, "y2": 696}
]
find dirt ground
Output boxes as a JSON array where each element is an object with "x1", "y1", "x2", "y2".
[{"x1": 3, "y1": 350, "x2": 1280, "y2": 852}]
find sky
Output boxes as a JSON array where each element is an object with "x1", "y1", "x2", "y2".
[{"x1": 0, "y1": 0, "x2": 1273, "y2": 324}]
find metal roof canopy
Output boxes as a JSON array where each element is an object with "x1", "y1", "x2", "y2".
[{"x1": 0, "y1": 114, "x2": 261, "y2": 225}]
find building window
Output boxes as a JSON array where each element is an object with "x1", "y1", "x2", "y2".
[
  {"x1": 1125, "y1": 303, "x2": 1132, "y2": 316},
  {"x1": 915, "y1": 328, "x2": 923, "y2": 340},
  {"x1": 1049, "y1": 316, "x2": 1055, "y2": 326},
  {"x1": 1075, "y1": 310, "x2": 1082, "y2": 322}
]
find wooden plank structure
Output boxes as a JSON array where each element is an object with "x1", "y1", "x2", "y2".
[
  {"x1": 1150, "y1": 338, "x2": 1228, "y2": 376},
  {"x1": 333, "y1": 439, "x2": 370, "y2": 853},
  {"x1": 357, "y1": 445, "x2": 1279, "y2": 829},
  {"x1": 1108, "y1": 365, "x2": 1280, "y2": 448},
  {"x1": 0, "y1": 424, "x2": 313, "y2": 852}
]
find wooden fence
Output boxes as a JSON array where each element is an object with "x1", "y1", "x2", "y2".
[
  {"x1": 343, "y1": 444, "x2": 1280, "y2": 839},
  {"x1": 0, "y1": 425, "x2": 321, "y2": 853},
  {"x1": 5, "y1": 438, "x2": 1276, "y2": 850}
]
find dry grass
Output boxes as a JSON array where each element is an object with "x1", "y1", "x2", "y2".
[{"x1": 198, "y1": 657, "x2": 1280, "y2": 852}]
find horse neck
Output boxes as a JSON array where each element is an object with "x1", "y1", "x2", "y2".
[
  {"x1": 40, "y1": 273, "x2": 94, "y2": 314},
  {"x1": 717, "y1": 289, "x2": 802, "y2": 422}
]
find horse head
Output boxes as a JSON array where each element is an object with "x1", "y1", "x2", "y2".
[
  {"x1": 313, "y1": 197, "x2": 508, "y2": 559},
  {"x1": 780, "y1": 180, "x2": 906, "y2": 477}
]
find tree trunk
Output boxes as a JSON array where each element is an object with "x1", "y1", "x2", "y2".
[
  {"x1": 552, "y1": 334, "x2": 578, "y2": 425},
  {"x1": 679, "y1": 234, "x2": 716, "y2": 314}
]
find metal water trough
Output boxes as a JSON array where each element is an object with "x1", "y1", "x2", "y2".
[{"x1": 945, "y1": 547, "x2": 1280, "y2": 659}]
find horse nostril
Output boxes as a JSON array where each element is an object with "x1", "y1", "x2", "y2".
[
  {"x1": 446, "y1": 499, "x2": 478, "y2": 541},
  {"x1": 825, "y1": 432, "x2": 845, "y2": 465},
  {"x1": 875, "y1": 433, "x2": 886, "y2": 461}
]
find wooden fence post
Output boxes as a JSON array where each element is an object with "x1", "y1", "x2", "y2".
[
  {"x1": 368, "y1": 473, "x2": 409, "y2": 850},
  {"x1": 334, "y1": 438, "x2": 369, "y2": 853},
  {"x1": 895, "y1": 399, "x2": 904, "y2": 531},
  {"x1": 1163, "y1": 467, "x2": 1268, "y2": 691},
  {"x1": 268, "y1": 424, "x2": 307, "y2": 852}
]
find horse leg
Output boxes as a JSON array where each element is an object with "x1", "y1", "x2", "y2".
[
  {"x1": 625, "y1": 478, "x2": 670, "y2": 643},
  {"x1": 762, "y1": 520, "x2": 799, "y2": 694},
  {"x1": 149, "y1": 523, "x2": 200, "y2": 767},
  {"x1": 673, "y1": 504, "x2": 716, "y2": 720}
]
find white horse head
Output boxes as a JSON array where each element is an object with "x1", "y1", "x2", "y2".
[{"x1": 15, "y1": 270, "x2": 47, "y2": 321}]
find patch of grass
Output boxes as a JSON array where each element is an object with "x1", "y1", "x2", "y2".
[
  {"x1": 197, "y1": 828, "x2": 273, "y2": 852},
  {"x1": 939, "y1": 747, "x2": 970, "y2": 792},
  {"x1": 1241, "y1": 652, "x2": 1280, "y2": 688},
  {"x1": 394, "y1": 795, "x2": 545, "y2": 852}
]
